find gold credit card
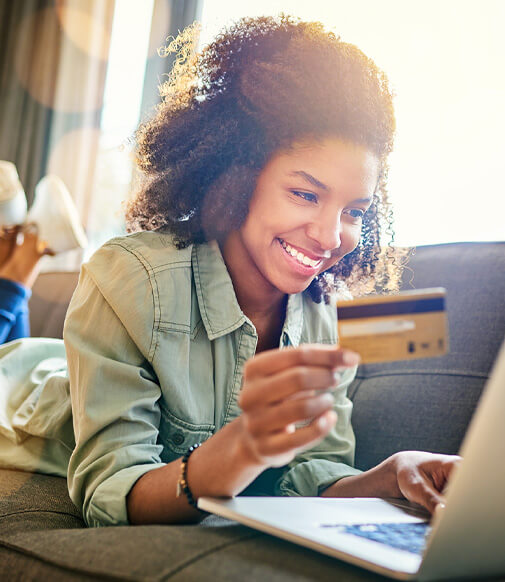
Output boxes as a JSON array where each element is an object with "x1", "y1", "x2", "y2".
[{"x1": 337, "y1": 288, "x2": 448, "y2": 364}]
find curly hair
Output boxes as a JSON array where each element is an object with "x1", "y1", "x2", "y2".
[{"x1": 127, "y1": 15, "x2": 404, "y2": 302}]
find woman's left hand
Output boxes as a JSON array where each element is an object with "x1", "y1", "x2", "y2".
[
  {"x1": 323, "y1": 450, "x2": 461, "y2": 515},
  {"x1": 390, "y1": 451, "x2": 461, "y2": 514}
]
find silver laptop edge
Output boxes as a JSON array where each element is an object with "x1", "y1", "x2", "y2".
[{"x1": 416, "y1": 339, "x2": 505, "y2": 580}]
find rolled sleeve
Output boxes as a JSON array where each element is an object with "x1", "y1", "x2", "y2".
[
  {"x1": 64, "y1": 249, "x2": 165, "y2": 527},
  {"x1": 276, "y1": 365, "x2": 362, "y2": 496}
]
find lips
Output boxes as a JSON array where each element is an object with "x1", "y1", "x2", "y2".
[{"x1": 278, "y1": 238, "x2": 325, "y2": 269}]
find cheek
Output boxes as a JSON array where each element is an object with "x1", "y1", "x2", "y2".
[
  {"x1": 322, "y1": 225, "x2": 362, "y2": 272},
  {"x1": 342, "y1": 224, "x2": 363, "y2": 252}
]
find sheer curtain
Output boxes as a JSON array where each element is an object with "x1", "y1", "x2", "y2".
[
  {"x1": 140, "y1": 0, "x2": 203, "y2": 121},
  {"x1": 0, "y1": 0, "x2": 114, "y2": 220},
  {"x1": 85, "y1": 0, "x2": 204, "y2": 256}
]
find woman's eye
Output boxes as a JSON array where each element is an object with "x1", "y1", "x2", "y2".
[
  {"x1": 345, "y1": 208, "x2": 366, "y2": 220},
  {"x1": 291, "y1": 190, "x2": 318, "y2": 203}
]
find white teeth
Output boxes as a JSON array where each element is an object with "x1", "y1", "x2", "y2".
[{"x1": 279, "y1": 239, "x2": 320, "y2": 268}]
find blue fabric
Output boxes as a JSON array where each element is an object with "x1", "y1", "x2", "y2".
[{"x1": 0, "y1": 278, "x2": 31, "y2": 343}]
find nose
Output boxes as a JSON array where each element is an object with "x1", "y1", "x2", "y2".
[{"x1": 306, "y1": 211, "x2": 342, "y2": 252}]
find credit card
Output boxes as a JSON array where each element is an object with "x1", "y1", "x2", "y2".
[{"x1": 337, "y1": 288, "x2": 448, "y2": 364}]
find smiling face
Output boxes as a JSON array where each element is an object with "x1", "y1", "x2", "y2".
[{"x1": 222, "y1": 138, "x2": 380, "y2": 307}]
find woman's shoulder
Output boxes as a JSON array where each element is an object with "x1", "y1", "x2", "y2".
[
  {"x1": 93, "y1": 231, "x2": 193, "y2": 269},
  {"x1": 84, "y1": 231, "x2": 194, "y2": 283},
  {"x1": 82, "y1": 231, "x2": 195, "y2": 313},
  {"x1": 70, "y1": 232, "x2": 198, "y2": 353}
]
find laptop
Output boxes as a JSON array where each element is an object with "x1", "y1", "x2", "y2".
[{"x1": 198, "y1": 339, "x2": 505, "y2": 581}]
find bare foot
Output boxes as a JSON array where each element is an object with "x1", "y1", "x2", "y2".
[{"x1": 0, "y1": 226, "x2": 53, "y2": 289}]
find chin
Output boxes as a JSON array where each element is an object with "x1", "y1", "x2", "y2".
[{"x1": 274, "y1": 277, "x2": 316, "y2": 296}]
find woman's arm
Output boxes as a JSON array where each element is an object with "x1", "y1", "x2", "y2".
[{"x1": 127, "y1": 417, "x2": 261, "y2": 523}]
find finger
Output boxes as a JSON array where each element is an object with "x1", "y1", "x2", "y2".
[
  {"x1": 252, "y1": 410, "x2": 337, "y2": 460},
  {"x1": 240, "y1": 365, "x2": 337, "y2": 410},
  {"x1": 0, "y1": 225, "x2": 21, "y2": 239},
  {"x1": 42, "y1": 246, "x2": 56, "y2": 257},
  {"x1": 406, "y1": 478, "x2": 445, "y2": 515},
  {"x1": 423, "y1": 455, "x2": 461, "y2": 492},
  {"x1": 244, "y1": 392, "x2": 335, "y2": 436},
  {"x1": 440, "y1": 456, "x2": 461, "y2": 481},
  {"x1": 244, "y1": 344, "x2": 359, "y2": 380}
]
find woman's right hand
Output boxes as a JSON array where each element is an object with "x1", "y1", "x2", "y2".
[
  {"x1": 129, "y1": 344, "x2": 360, "y2": 524},
  {"x1": 237, "y1": 344, "x2": 360, "y2": 469}
]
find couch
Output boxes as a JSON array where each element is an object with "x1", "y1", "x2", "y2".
[{"x1": 1, "y1": 241, "x2": 504, "y2": 581}]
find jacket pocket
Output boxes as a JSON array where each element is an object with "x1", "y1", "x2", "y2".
[{"x1": 158, "y1": 403, "x2": 215, "y2": 460}]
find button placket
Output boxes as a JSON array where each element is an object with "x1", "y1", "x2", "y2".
[{"x1": 223, "y1": 324, "x2": 257, "y2": 425}]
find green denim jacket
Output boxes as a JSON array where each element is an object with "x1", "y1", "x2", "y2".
[{"x1": 0, "y1": 231, "x2": 361, "y2": 527}]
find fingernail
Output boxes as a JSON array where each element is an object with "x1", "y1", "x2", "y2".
[
  {"x1": 320, "y1": 392, "x2": 334, "y2": 405},
  {"x1": 342, "y1": 351, "x2": 360, "y2": 366},
  {"x1": 332, "y1": 371, "x2": 341, "y2": 386},
  {"x1": 318, "y1": 414, "x2": 328, "y2": 429},
  {"x1": 319, "y1": 410, "x2": 337, "y2": 429}
]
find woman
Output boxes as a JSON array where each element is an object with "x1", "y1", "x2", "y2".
[{"x1": 0, "y1": 16, "x2": 458, "y2": 527}]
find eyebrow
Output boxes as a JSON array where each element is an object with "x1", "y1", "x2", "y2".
[
  {"x1": 290, "y1": 170, "x2": 329, "y2": 191},
  {"x1": 290, "y1": 170, "x2": 373, "y2": 203}
]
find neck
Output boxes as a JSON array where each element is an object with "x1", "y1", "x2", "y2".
[{"x1": 220, "y1": 232, "x2": 286, "y2": 324}]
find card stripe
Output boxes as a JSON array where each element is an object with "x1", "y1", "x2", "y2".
[{"x1": 338, "y1": 297, "x2": 445, "y2": 320}]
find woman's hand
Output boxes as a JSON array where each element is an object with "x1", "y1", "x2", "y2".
[
  {"x1": 390, "y1": 451, "x2": 461, "y2": 514},
  {"x1": 324, "y1": 450, "x2": 461, "y2": 515},
  {"x1": 128, "y1": 344, "x2": 360, "y2": 524},
  {"x1": 237, "y1": 344, "x2": 360, "y2": 469}
]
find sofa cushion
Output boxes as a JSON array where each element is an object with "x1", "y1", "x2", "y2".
[
  {"x1": 0, "y1": 471, "x2": 387, "y2": 582},
  {"x1": 0, "y1": 469, "x2": 84, "y2": 535},
  {"x1": 350, "y1": 242, "x2": 505, "y2": 470}
]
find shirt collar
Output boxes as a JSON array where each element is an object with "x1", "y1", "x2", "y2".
[
  {"x1": 193, "y1": 241, "x2": 306, "y2": 345},
  {"x1": 193, "y1": 241, "x2": 246, "y2": 340}
]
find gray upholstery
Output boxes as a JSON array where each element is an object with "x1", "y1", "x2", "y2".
[
  {"x1": 351, "y1": 242, "x2": 505, "y2": 470},
  {"x1": 2, "y1": 241, "x2": 504, "y2": 581},
  {"x1": 0, "y1": 469, "x2": 386, "y2": 581}
]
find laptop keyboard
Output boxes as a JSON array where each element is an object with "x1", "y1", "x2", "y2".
[{"x1": 322, "y1": 522, "x2": 431, "y2": 555}]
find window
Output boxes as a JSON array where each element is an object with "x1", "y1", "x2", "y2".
[{"x1": 85, "y1": 0, "x2": 154, "y2": 258}]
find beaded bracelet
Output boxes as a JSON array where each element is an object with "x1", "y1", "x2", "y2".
[{"x1": 176, "y1": 443, "x2": 202, "y2": 510}]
